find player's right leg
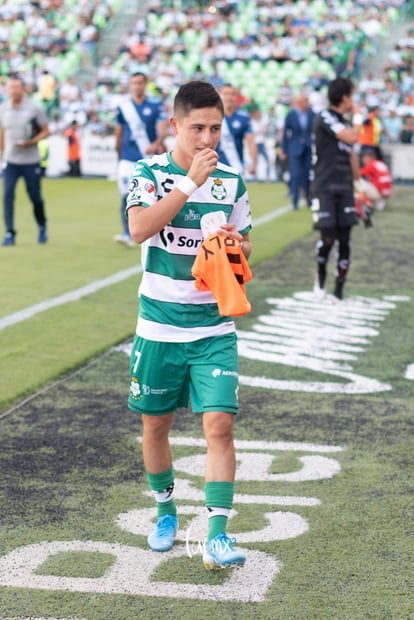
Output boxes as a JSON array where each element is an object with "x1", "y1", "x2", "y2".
[
  {"x1": 128, "y1": 336, "x2": 189, "y2": 551},
  {"x1": 314, "y1": 228, "x2": 335, "y2": 298},
  {"x1": 142, "y1": 413, "x2": 178, "y2": 551},
  {"x1": 114, "y1": 160, "x2": 136, "y2": 246}
]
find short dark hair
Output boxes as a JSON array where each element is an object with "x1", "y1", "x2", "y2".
[
  {"x1": 361, "y1": 146, "x2": 377, "y2": 158},
  {"x1": 8, "y1": 73, "x2": 23, "y2": 83},
  {"x1": 130, "y1": 72, "x2": 148, "y2": 82},
  {"x1": 328, "y1": 77, "x2": 354, "y2": 106},
  {"x1": 174, "y1": 81, "x2": 224, "y2": 118}
]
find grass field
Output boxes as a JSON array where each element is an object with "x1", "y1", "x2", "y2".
[
  {"x1": 0, "y1": 181, "x2": 413, "y2": 619},
  {"x1": 0, "y1": 178, "x2": 309, "y2": 412}
]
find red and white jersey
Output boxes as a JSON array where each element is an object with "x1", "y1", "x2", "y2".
[{"x1": 360, "y1": 160, "x2": 393, "y2": 197}]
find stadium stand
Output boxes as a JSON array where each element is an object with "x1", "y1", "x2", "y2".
[{"x1": 0, "y1": 0, "x2": 413, "y2": 153}]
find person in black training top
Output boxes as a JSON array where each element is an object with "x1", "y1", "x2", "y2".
[{"x1": 311, "y1": 77, "x2": 362, "y2": 300}]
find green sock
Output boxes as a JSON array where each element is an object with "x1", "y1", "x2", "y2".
[
  {"x1": 146, "y1": 467, "x2": 177, "y2": 517},
  {"x1": 205, "y1": 481, "x2": 234, "y2": 540}
]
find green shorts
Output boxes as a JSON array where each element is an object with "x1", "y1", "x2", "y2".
[{"x1": 128, "y1": 333, "x2": 239, "y2": 416}]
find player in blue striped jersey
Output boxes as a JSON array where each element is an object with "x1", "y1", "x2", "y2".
[{"x1": 114, "y1": 72, "x2": 168, "y2": 247}]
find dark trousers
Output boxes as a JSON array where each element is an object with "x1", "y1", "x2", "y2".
[
  {"x1": 289, "y1": 147, "x2": 312, "y2": 209},
  {"x1": 68, "y1": 160, "x2": 81, "y2": 176},
  {"x1": 3, "y1": 162, "x2": 46, "y2": 233},
  {"x1": 316, "y1": 226, "x2": 352, "y2": 288}
]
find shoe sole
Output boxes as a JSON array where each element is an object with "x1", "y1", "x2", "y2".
[
  {"x1": 203, "y1": 558, "x2": 246, "y2": 571},
  {"x1": 148, "y1": 542, "x2": 175, "y2": 552}
]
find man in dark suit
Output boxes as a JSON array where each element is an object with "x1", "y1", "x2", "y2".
[{"x1": 281, "y1": 92, "x2": 315, "y2": 210}]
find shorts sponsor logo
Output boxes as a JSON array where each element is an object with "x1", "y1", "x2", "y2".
[
  {"x1": 142, "y1": 384, "x2": 168, "y2": 396},
  {"x1": 212, "y1": 368, "x2": 238, "y2": 378}
]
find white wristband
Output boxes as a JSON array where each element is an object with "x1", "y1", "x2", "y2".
[
  {"x1": 176, "y1": 177, "x2": 197, "y2": 196},
  {"x1": 353, "y1": 113, "x2": 363, "y2": 126}
]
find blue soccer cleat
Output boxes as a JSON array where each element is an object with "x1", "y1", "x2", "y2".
[
  {"x1": 147, "y1": 514, "x2": 178, "y2": 552},
  {"x1": 203, "y1": 532, "x2": 246, "y2": 570}
]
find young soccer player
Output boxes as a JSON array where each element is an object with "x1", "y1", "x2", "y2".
[
  {"x1": 311, "y1": 77, "x2": 362, "y2": 300},
  {"x1": 126, "y1": 80, "x2": 252, "y2": 570}
]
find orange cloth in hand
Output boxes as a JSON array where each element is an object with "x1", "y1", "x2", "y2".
[{"x1": 191, "y1": 233, "x2": 252, "y2": 317}]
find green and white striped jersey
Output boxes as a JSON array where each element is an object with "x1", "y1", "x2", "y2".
[{"x1": 126, "y1": 152, "x2": 252, "y2": 342}]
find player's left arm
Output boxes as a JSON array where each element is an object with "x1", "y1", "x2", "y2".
[
  {"x1": 226, "y1": 180, "x2": 252, "y2": 259},
  {"x1": 240, "y1": 233, "x2": 251, "y2": 259},
  {"x1": 350, "y1": 150, "x2": 361, "y2": 181},
  {"x1": 246, "y1": 132, "x2": 257, "y2": 174},
  {"x1": 150, "y1": 118, "x2": 168, "y2": 154},
  {"x1": 21, "y1": 116, "x2": 49, "y2": 147},
  {"x1": 34, "y1": 121, "x2": 50, "y2": 143}
]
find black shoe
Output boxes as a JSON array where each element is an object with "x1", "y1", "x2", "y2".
[{"x1": 334, "y1": 279, "x2": 344, "y2": 300}]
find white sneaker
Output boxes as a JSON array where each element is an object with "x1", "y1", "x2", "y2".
[
  {"x1": 313, "y1": 286, "x2": 326, "y2": 301},
  {"x1": 113, "y1": 234, "x2": 136, "y2": 248},
  {"x1": 313, "y1": 276, "x2": 326, "y2": 301}
]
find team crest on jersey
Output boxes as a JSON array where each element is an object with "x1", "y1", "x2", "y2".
[
  {"x1": 129, "y1": 376, "x2": 142, "y2": 400},
  {"x1": 211, "y1": 179, "x2": 227, "y2": 201}
]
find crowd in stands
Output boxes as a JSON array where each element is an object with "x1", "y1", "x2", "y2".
[{"x1": 0, "y1": 0, "x2": 413, "y2": 148}]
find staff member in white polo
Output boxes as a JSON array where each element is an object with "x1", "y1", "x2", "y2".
[{"x1": 0, "y1": 74, "x2": 50, "y2": 246}]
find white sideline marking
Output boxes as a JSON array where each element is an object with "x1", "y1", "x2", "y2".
[
  {"x1": 405, "y1": 363, "x2": 414, "y2": 380},
  {"x1": 0, "y1": 206, "x2": 290, "y2": 332},
  {"x1": 0, "y1": 266, "x2": 142, "y2": 332}
]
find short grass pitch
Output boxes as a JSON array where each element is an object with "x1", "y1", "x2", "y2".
[{"x1": 0, "y1": 186, "x2": 413, "y2": 619}]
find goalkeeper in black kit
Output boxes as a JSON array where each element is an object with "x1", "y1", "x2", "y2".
[{"x1": 310, "y1": 77, "x2": 362, "y2": 301}]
